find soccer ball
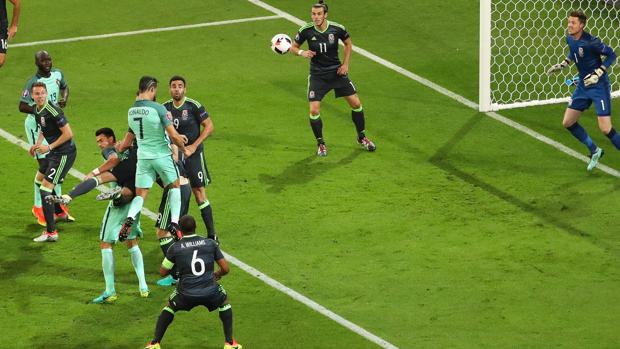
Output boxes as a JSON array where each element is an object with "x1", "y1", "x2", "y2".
[{"x1": 271, "y1": 34, "x2": 292, "y2": 54}]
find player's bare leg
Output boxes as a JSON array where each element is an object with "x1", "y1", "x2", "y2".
[
  {"x1": 309, "y1": 101, "x2": 327, "y2": 156},
  {"x1": 344, "y1": 94, "x2": 375, "y2": 151}
]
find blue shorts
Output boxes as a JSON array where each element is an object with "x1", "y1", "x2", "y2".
[{"x1": 568, "y1": 81, "x2": 612, "y2": 116}]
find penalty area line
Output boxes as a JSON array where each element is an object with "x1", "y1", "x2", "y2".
[
  {"x1": 0, "y1": 126, "x2": 398, "y2": 349},
  {"x1": 10, "y1": 15, "x2": 281, "y2": 48}
]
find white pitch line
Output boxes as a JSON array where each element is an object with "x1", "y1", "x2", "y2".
[
  {"x1": 248, "y1": 0, "x2": 620, "y2": 178},
  {"x1": 0, "y1": 126, "x2": 398, "y2": 348},
  {"x1": 10, "y1": 15, "x2": 281, "y2": 48}
]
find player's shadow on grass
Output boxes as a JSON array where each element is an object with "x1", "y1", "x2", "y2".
[
  {"x1": 258, "y1": 150, "x2": 362, "y2": 193},
  {"x1": 429, "y1": 113, "x2": 612, "y2": 249}
]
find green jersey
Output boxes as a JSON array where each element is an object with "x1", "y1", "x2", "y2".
[
  {"x1": 128, "y1": 99, "x2": 172, "y2": 159},
  {"x1": 20, "y1": 68, "x2": 68, "y2": 105}
]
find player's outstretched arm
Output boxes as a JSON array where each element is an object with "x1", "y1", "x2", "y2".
[
  {"x1": 165, "y1": 124, "x2": 187, "y2": 152},
  {"x1": 88, "y1": 153, "x2": 120, "y2": 179},
  {"x1": 546, "y1": 58, "x2": 571, "y2": 75}
]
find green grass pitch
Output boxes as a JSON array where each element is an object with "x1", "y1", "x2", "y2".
[{"x1": 0, "y1": 1, "x2": 619, "y2": 348}]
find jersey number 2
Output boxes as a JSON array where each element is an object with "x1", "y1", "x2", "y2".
[
  {"x1": 191, "y1": 249, "x2": 206, "y2": 276},
  {"x1": 133, "y1": 117, "x2": 144, "y2": 139}
]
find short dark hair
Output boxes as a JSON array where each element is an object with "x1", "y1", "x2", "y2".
[
  {"x1": 169, "y1": 75, "x2": 186, "y2": 86},
  {"x1": 31, "y1": 82, "x2": 47, "y2": 91},
  {"x1": 179, "y1": 215, "x2": 196, "y2": 234},
  {"x1": 313, "y1": 0, "x2": 328, "y2": 13},
  {"x1": 95, "y1": 127, "x2": 116, "y2": 142},
  {"x1": 569, "y1": 10, "x2": 587, "y2": 25},
  {"x1": 138, "y1": 76, "x2": 158, "y2": 93}
]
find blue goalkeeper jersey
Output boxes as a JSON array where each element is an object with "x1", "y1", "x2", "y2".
[{"x1": 566, "y1": 31, "x2": 617, "y2": 83}]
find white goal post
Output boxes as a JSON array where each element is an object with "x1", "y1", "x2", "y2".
[{"x1": 479, "y1": 0, "x2": 620, "y2": 112}]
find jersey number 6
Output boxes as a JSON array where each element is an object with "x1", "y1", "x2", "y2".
[{"x1": 191, "y1": 249, "x2": 206, "y2": 276}]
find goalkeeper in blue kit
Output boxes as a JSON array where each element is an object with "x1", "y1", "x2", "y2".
[{"x1": 547, "y1": 10, "x2": 617, "y2": 171}]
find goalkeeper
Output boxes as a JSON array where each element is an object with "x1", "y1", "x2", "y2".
[{"x1": 547, "y1": 10, "x2": 617, "y2": 171}]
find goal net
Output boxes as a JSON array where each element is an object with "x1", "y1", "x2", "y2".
[{"x1": 479, "y1": 0, "x2": 620, "y2": 111}]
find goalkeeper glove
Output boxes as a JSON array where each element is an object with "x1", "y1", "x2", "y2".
[
  {"x1": 547, "y1": 59, "x2": 570, "y2": 75},
  {"x1": 584, "y1": 66, "x2": 606, "y2": 87}
]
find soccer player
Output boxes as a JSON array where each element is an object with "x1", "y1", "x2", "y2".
[
  {"x1": 48, "y1": 127, "x2": 137, "y2": 206},
  {"x1": 163, "y1": 76, "x2": 218, "y2": 240},
  {"x1": 91, "y1": 193, "x2": 149, "y2": 304},
  {"x1": 119, "y1": 76, "x2": 188, "y2": 251},
  {"x1": 290, "y1": 0, "x2": 376, "y2": 156},
  {"x1": 0, "y1": 0, "x2": 20, "y2": 68},
  {"x1": 547, "y1": 10, "x2": 618, "y2": 171},
  {"x1": 19, "y1": 50, "x2": 72, "y2": 225},
  {"x1": 28, "y1": 82, "x2": 77, "y2": 242},
  {"x1": 144, "y1": 215, "x2": 241, "y2": 349}
]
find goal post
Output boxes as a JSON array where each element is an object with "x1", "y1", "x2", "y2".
[{"x1": 479, "y1": 0, "x2": 620, "y2": 112}]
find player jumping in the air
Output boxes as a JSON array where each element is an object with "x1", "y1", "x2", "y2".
[
  {"x1": 290, "y1": 0, "x2": 376, "y2": 156},
  {"x1": 547, "y1": 10, "x2": 617, "y2": 171}
]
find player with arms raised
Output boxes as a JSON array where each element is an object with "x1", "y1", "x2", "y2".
[
  {"x1": 119, "y1": 76, "x2": 188, "y2": 254},
  {"x1": 290, "y1": 0, "x2": 376, "y2": 156},
  {"x1": 547, "y1": 10, "x2": 617, "y2": 171}
]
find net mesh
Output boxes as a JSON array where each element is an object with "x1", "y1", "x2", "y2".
[{"x1": 490, "y1": 0, "x2": 620, "y2": 107}]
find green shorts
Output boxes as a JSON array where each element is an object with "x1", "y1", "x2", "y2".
[
  {"x1": 100, "y1": 201, "x2": 143, "y2": 243},
  {"x1": 136, "y1": 156, "x2": 179, "y2": 188},
  {"x1": 25, "y1": 114, "x2": 48, "y2": 159}
]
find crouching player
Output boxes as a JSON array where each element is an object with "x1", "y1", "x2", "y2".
[{"x1": 144, "y1": 215, "x2": 241, "y2": 349}]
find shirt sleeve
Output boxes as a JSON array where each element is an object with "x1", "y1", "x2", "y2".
[
  {"x1": 339, "y1": 26, "x2": 350, "y2": 41},
  {"x1": 156, "y1": 104, "x2": 172, "y2": 127},
  {"x1": 294, "y1": 29, "x2": 306, "y2": 45},
  {"x1": 194, "y1": 104, "x2": 209, "y2": 123},
  {"x1": 565, "y1": 37, "x2": 573, "y2": 62},
  {"x1": 592, "y1": 37, "x2": 617, "y2": 69},
  {"x1": 101, "y1": 147, "x2": 117, "y2": 160},
  {"x1": 214, "y1": 244, "x2": 224, "y2": 261},
  {"x1": 20, "y1": 79, "x2": 35, "y2": 104},
  {"x1": 55, "y1": 112, "x2": 68, "y2": 128},
  {"x1": 59, "y1": 70, "x2": 68, "y2": 90}
]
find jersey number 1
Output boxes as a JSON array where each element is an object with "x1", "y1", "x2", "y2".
[
  {"x1": 191, "y1": 249, "x2": 206, "y2": 276},
  {"x1": 133, "y1": 117, "x2": 144, "y2": 139}
]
